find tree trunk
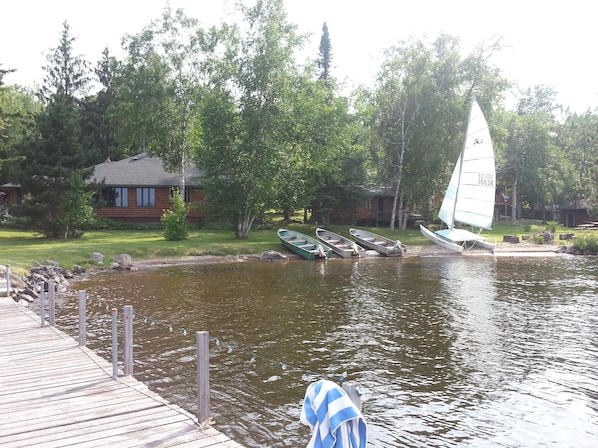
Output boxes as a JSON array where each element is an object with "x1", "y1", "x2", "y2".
[
  {"x1": 236, "y1": 214, "x2": 255, "y2": 239},
  {"x1": 511, "y1": 175, "x2": 519, "y2": 223}
]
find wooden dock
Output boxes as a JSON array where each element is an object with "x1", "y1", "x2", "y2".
[{"x1": 0, "y1": 297, "x2": 244, "y2": 448}]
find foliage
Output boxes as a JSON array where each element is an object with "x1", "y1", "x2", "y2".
[
  {"x1": 39, "y1": 21, "x2": 91, "y2": 103},
  {"x1": 54, "y1": 175, "x2": 95, "y2": 238},
  {"x1": 196, "y1": 0, "x2": 309, "y2": 239},
  {"x1": 9, "y1": 22, "x2": 97, "y2": 238},
  {"x1": 573, "y1": 232, "x2": 598, "y2": 252},
  {"x1": 317, "y1": 22, "x2": 332, "y2": 83},
  {"x1": 0, "y1": 83, "x2": 39, "y2": 180},
  {"x1": 161, "y1": 190, "x2": 189, "y2": 241},
  {"x1": 113, "y1": 5, "x2": 222, "y2": 195},
  {"x1": 370, "y1": 34, "x2": 507, "y2": 230}
]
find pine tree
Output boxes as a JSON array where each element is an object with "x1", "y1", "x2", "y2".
[
  {"x1": 12, "y1": 21, "x2": 96, "y2": 238},
  {"x1": 317, "y1": 22, "x2": 332, "y2": 83}
]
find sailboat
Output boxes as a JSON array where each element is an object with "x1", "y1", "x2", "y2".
[{"x1": 420, "y1": 97, "x2": 496, "y2": 253}]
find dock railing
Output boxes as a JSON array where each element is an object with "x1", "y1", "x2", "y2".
[
  {"x1": 36, "y1": 283, "x2": 363, "y2": 426},
  {"x1": 38, "y1": 282, "x2": 213, "y2": 426}
]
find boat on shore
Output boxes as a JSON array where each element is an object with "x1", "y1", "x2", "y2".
[
  {"x1": 278, "y1": 229, "x2": 333, "y2": 260},
  {"x1": 349, "y1": 228, "x2": 407, "y2": 257},
  {"x1": 315, "y1": 228, "x2": 364, "y2": 258},
  {"x1": 420, "y1": 97, "x2": 496, "y2": 253}
]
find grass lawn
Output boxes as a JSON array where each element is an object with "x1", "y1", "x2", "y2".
[{"x1": 0, "y1": 220, "x2": 579, "y2": 274}]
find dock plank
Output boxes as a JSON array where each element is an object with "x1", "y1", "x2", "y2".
[{"x1": 0, "y1": 297, "x2": 244, "y2": 448}]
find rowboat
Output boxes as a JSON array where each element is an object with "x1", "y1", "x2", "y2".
[
  {"x1": 315, "y1": 227, "x2": 364, "y2": 258},
  {"x1": 349, "y1": 228, "x2": 407, "y2": 257},
  {"x1": 277, "y1": 228, "x2": 333, "y2": 260}
]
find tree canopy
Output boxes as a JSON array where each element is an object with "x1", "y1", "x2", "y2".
[{"x1": 1, "y1": 0, "x2": 597, "y2": 237}]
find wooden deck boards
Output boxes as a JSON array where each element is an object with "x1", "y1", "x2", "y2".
[{"x1": 0, "y1": 297, "x2": 245, "y2": 448}]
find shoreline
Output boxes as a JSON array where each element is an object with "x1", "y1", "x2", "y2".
[{"x1": 128, "y1": 242, "x2": 563, "y2": 271}]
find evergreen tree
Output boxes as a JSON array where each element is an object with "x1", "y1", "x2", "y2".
[
  {"x1": 11, "y1": 22, "x2": 96, "y2": 238},
  {"x1": 83, "y1": 48, "x2": 122, "y2": 162},
  {"x1": 317, "y1": 22, "x2": 332, "y2": 83}
]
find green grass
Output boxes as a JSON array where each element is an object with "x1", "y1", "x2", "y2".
[{"x1": 0, "y1": 220, "x2": 585, "y2": 274}]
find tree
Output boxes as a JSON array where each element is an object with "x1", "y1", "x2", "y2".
[
  {"x1": 196, "y1": 0, "x2": 308, "y2": 238},
  {"x1": 39, "y1": 22, "x2": 90, "y2": 104},
  {"x1": 503, "y1": 86, "x2": 562, "y2": 222},
  {"x1": 317, "y1": 22, "x2": 332, "y2": 84},
  {"x1": 556, "y1": 111, "x2": 598, "y2": 208},
  {"x1": 11, "y1": 22, "x2": 96, "y2": 238},
  {"x1": 83, "y1": 48, "x2": 123, "y2": 162},
  {"x1": 114, "y1": 6, "x2": 218, "y2": 200},
  {"x1": 370, "y1": 34, "x2": 507, "y2": 229},
  {"x1": 0, "y1": 71, "x2": 38, "y2": 182}
]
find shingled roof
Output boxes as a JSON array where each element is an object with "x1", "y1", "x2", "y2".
[{"x1": 90, "y1": 153, "x2": 203, "y2": 187}]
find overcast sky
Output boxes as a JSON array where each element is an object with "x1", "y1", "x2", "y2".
[{"x1": 2, "y1": 0, "x2": 597, "y2": 112}]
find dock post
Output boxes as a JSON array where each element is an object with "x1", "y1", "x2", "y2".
[
  {"x1": 123, "y1": 305, "x2": 134, "y2": 375},
  {"x1": 196, "y1": 331, "x2": 210, "y2": 426},
  {"x1": 111, "y1": 307, "x2": 118, "y2": 377},
  {"x1": 78, "y1": 290, "x2": 87, "y2": 347},
  {"x1": 48, "y1": 280, "x2": 55, "y2": 327},
  {"x1": 39, "y1": 283, "x2": 45, "y2": 327},
  {"x1": 342, "y1": 381, "x2": 362, "y2": 410}
]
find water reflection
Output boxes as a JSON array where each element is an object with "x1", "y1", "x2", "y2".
[{"x1": 56, "y1": 255, "x2": 598, "y2": 447}]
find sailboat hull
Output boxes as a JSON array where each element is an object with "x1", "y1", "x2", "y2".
[
  {"x1": 420, "y1": 225, "x2": 464, "y2": 253},
  {"x1": 420, "y1": 225, "x2": 496, "y2": 253}
]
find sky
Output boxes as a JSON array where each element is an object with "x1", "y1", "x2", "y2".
[{"x1": 2, "y1": 0, "x2": 597, "y2": 113}]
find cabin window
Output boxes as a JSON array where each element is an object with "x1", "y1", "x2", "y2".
[
  {"x1": 103, "y1": 187, "x2": 128, "y2": 207},
  {"x1": 136, "y1": 188, "x2": 156, "y2": 207}
]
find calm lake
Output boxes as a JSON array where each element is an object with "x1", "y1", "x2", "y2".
[{"x1": 53, "y1": 252, "x2": 597, "y2": 447}]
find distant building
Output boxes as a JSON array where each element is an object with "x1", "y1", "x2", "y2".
[{"x1": 89, "y1": 153, "x2": 206, "y2": 223}]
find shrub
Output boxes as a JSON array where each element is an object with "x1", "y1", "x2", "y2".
[
  {"x1": 161, "y1": 191, "x2": 189, "y2": 241},
  {"x1": 573, "y1": 233, "x2": 598, "y2": 252},
  {"x1": 522, "y1": 222, "x2": 532, "y2": 232}
]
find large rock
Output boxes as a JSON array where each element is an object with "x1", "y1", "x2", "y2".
[
  {"x1": 260, "y1": 250, "x2": 288, "y2": 261},
  {"x1": 114, "y1": 254, "x2": 133, "y2": 267},
  {"x1": 90, "y1": 252, "x2": 105, "y2": 263}
]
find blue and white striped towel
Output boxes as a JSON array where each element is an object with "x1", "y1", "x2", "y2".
[{"x1": 300, "y1": 380, "x2": 367, "y2": 448}]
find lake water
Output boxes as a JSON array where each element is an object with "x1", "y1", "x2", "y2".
[{"x1": 52, "y1": 253, "x2": 597, "y2": 447}]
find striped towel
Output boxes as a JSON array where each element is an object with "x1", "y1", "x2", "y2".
[{"x1": 300, "y1": 380, "x2": 367, "y2": 448}]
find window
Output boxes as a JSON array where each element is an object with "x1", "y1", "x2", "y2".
[
  {"x1": 136, "y1": 188, "x2": 155, "y2": 207},
  {"x1": 365, "y1": 197, "x2": 373, "y2": 210},
  {"x1": 103, "y1": 187, "x2": 128, "y2": 207}
]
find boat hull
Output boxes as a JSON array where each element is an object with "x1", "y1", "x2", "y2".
[
  {"x1": 278, "y1": 229, "x2": 333, "y2": 260},
  {"x1": 419, "y1": 225, "x2": 464, "y2": 253},
  {"x1": 349, "y1": 228, "x2": 406, "y2": 257},
  {"x1": 315, "y1": 228, "x2": 363, "y2": 258},
  {"x1": 420, "y1": 225, "x2": 495, "y2": 253}
]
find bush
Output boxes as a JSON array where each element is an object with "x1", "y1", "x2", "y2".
[
  {"x1": 573, "y1": 233, "x2": 598, "y2": 252},
  {"x1": 161, "y1": 191, "x2": 189, "y2": 241}
]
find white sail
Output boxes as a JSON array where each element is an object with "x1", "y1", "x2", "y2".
[{"x1": 438, "y1": 98, "x2": 495, "y2": 233}]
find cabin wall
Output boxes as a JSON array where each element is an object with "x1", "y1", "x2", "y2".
[{"x1": 95, "y1": 187, "x2": 206, "y2": 223}]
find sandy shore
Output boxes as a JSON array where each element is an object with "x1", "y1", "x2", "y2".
[{"x1": 129, "y1": 242, "x2": 563, "y2": 270}]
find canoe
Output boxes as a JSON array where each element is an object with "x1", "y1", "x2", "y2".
[
  {"x1": 349, "y1": 228, "x2": 407, "y2": 257},
  {"x1": 315, "y1": 227, "x2": 364, "y2": 258},
  {"x1": 277, "y1": 228, "x2": 333, "y2": 260}
]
